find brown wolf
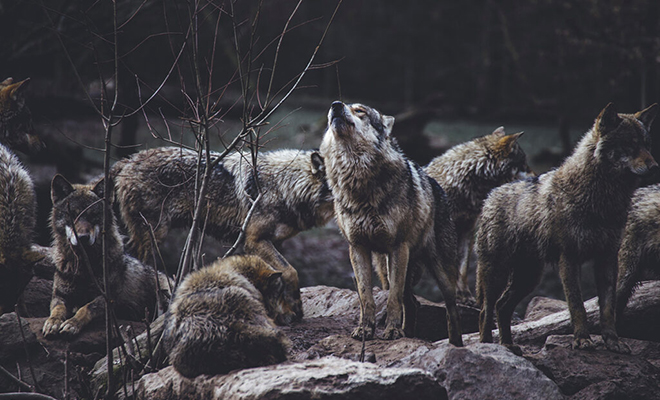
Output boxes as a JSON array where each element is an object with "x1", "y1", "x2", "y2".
[
  {"x1": 476, "y1": 103, "x2": 658, "y2": 354},
  {"x1": 423, "y1": 127, "x2": 531, "y2": 302},
  {"x1": 0, "y1": 143, "x2": 44, "y2": 315},
  {"x1": 616, "y1": 183, "x2": 660, "y2": 319},
  {"x1": 111, "y1": 147, "x2": 333, "y2": 324},
  {"x1": 42, "y1": 175, "x2": 172, "y2": 337},
  {"x1": 162, "y1": 255, "x2": 289, "y2": 378},
  {"x1": 0, "y1": 77, "x2": 43, "y2": 154},
  {"x1": 320, "y1": 101, "x2": 463, "y2": 345}
]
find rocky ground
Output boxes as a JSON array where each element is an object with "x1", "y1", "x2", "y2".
[{"x1": 1, "y1": 271, "x2": 659, "y2": 399}]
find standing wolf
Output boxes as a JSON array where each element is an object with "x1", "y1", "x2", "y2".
[
  {"x1": 162, "y1": 255, "x2": 289, "y2": 377},
  {"x1": 616, "y1": 184, "x2": 660, "y2": 318},
  {"x1": 43, "y1": 175, "x2": 172, "y2": 337},
  {"x1": 320, "y1": 101, "x2": 463, "y2": 345},
  {"x1": 476, "y1": 103, "x2": 658, "y2": 354},
  {"x1": 424, "y1": 127, "x2": 531, "y2": 301},
  {"x1": 111, "y1": 147, "x2": 333, "y2": 324}
]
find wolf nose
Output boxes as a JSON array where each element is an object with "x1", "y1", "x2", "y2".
[
  {"x1": 78, "y1": 234, "x2": 92, "y2": 246},
  {"x1": 331, "y1": 101, "x2": 344, "y2": 112}
]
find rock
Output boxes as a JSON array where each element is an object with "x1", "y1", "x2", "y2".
[
  {"x1": 0, "y1": 312, "x2": 37, "y2": 361},
  {"x1": 524, "y1": 296, "x2": 568, "y2": 321},
  {"x1": 617, "y1": 281, "x2": 660, "y2": 342},
  {"x1": 136, "y1": 357, "x2": 448, "y2": 400},
  {"x1": 20, "y1": 277, "x2": 53, "y2": 318},
  {"x1": 527, "y1": 335, "x2": 660, "y2": 399},
  {"x1": 394, "y1": 342, "x2": 564, "y2": 400}
]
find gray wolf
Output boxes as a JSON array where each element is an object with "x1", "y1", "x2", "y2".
[
  {"x1": 0, "y1": 143, "x2": 43, "y2": 315},
  {"x1": 423, "y1": 126, "x2": 532, "y2": 302},
  {"x1": 320, "y1": 101, "x2": 463, "y2": 345},
  {"x1": 162, "y1": 255, "x2": 289, "y2": 377},
  {"x1": 616, "y1": 183, "x2": 660, "y2": 319},
  {"x1": 111, "y1": 147, "x2": 333, "y2": 324},
  {"x1": 42, "y1": 175, "x2": 172, "y2": 337},
  {"x1": 476, "y1": 103, "x2": 658, "y2": 354}
]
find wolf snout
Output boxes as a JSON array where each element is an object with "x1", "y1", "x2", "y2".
[{"x1": 329, "y1": 101, "x2": 347, "y2": 120}]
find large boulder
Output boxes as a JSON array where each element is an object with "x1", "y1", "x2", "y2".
[
  {"x1": 528, "y1": 335, "x2": 660, "y2": 399},
  {"x1": 136, "y1": 357, "x2": 448, "y2": 400},
  {"x1": 0, "y1": 312, "x2": 37, "y2": 361}
]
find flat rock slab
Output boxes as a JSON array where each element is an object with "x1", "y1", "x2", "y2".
[{"x1": 137, "y1": 357, "x2": 448, "y2": 400}]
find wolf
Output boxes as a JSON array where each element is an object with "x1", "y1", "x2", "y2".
[
  {"x1": 422, "y1": 127, "x2": 531, "y2": 302},
  {"x1": 162, "y1": 255, "x2": 289, "y2": 378},
  {"x1": 320, "y1": 101, "x2": 463, "y2": 345},
  {"x1": 111, "y1": 147, "x2": 333, "y2": 324},
  {"x1": 616, "y1": 184, "x2": 660, "y2": 318},
  {"x1": 42, "y1": 175, "x2": 172, "y2": 338},
  {"x1": 0, "y1": 77, "x2": 43, "y2": 154},
  {"x1": 0, "y1": 144, "x2": 44, "y2": 315},
  {"x1": 476, "y1": 103, "x2": 658, "y2": 354}
]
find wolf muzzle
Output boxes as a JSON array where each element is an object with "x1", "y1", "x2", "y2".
[{"x1": 329, "y1": 101, "x2": 351, "y2": 134}]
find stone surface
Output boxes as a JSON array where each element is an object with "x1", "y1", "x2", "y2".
[
  {"x1": 137, "y1": 357, "x2": 448, "y2": 400},
  {"x1": 524, "y1": 296, "x2": 568, "y2": 322},
  {"x1": 0, "y1": 312, "x2": 37, "y2": 361},
  {"x1": 394, "y1": 342, "x2": 564, "y2": 400},
  {"x1": 527, "y1": 335, "x2": 660, "y2": 399}
]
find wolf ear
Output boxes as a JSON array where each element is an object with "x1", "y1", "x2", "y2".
[
  {"x1": 7, "y1": 78, "x2": 30, "y2": 101},
  {"x1": 383, "y1": 115, "x2": 395, "y2": 137},
  {"x1": 494, "y1": 132, "x2": 524, "y2": 157},
  {"x1": 635, "y1": 103, "x2": 659, "y2": 131},
  {"x1": 310, "y1": 151, "x2": 325, "y2": 177},
  {"x1": 92, "y1": 177, "x2": 113, "y2": 201},
  {"x1": 51, "y1": 174, "x2": 74, "y2": 204},
  {"x1": 491, "y1": 126, "x2": 506, "y2": 136},
  {"x1": 1, "y1": 77, "x2": 13, "y2": 86},
  {"x1": 267, "y1": 271, "x2": 284, "y2": 291},
  {"x1": 596, "y1": 103, "x2": 622, "y2": 135}
]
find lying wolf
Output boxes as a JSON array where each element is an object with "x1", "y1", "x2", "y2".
[
  {"x1": 476, "y1": 103, "x2": 658, "y2": 354},
  {"x1": 43, "y1": 175, "x2": 171, "y2": 337},
  {"x1": 111, "y1": 147, "x2": 333, "y2": 324},
  {"x1": 320, "y1": 101, "x2": 463, "y2": 345},
  {"x1": 162, "y1": 255, "x2": 289, "y2": 377},
  {"x1": 423, "y1": 127, "x2": 531, "y2": 302}
]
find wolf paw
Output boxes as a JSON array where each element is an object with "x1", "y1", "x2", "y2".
[
  {"x1": 351, "y1": 325, "x2": 375, "y2": 341},
  {"x1": 504, "y1": 343, "x2": 523, "y2": 356},
  {"x1": 571, "y1": 337, "x2": 595, "y2": 351},
  {"x1": 59, "y1": 319, "x2": 82, "y2": 337},
  {"x1": 382, "y1": 326, "x2": 405, "y2": 340},
  {"x1": 42, "y1": 317, "x2": 64, "y2": 338},
  {"x1": 604, "y1": 337, "x2": 631, "y2": 354}
]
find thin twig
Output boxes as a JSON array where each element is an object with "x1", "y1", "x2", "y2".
[
  {"x1": 14, "y1": 310, "x2": 40, "y2": 392},
  {"x1": 224, "y1": 192, "x2": 263, "y2": 258},
  {"x1": 0, "y1": 365, "x2": 34, "y2": 392}
]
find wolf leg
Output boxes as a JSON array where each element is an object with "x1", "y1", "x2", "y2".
[
  {"x1": 43, "y1": 301, "x2": 67, "y2": 337},
  {"x1": 383, "y1": 243, "x2": 409, "y2": 340},
  {"x1": 428, "y1": 256, "x2": 464, "y2": 347},
  {"x1": 456, "y1": 233, "x2": 475, "y2": 304},
  {"x1": 495, "y1": 258, "x2": 542, "y2": 355},
  {"x1": 59, "y1": 295, "x2": 105, "y2": 337},
  {"x1": 349, "y1": 244, "x2": 375, "y2": 340},
  {"x1": 615, "y1": 230, "x2": 643, "y2": 324},
  {"x1": 559, "y1": 253, "x2": 593, "y2": 350},
  {"x1": 373, "y1": 253, "x2": 389, "y2": 290},
  {"x1": 595, "y1": 253, "x2": 631, "y2": 354}
]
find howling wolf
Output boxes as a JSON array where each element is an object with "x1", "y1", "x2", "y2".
[
  {"x1": 320, "y1": 101, "x2": 463, "y2": 345},
  {"x1": 476, "y1": 103, "x2": 658, "y2": 354}
]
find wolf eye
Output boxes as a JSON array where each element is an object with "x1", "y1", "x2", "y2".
[{"x1": 354, "y1": 108, "x2": 366, "y2": 115}]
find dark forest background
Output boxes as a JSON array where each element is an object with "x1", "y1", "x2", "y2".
[{"x1": 2, "y1": 0, "x2": 658, "y2": 130}]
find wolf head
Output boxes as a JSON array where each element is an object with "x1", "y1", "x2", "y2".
[
  {"x1": 484, "y1": 127, "x2": 533, "y2": 181},
  {"x1": 326, "y1": 101, "x2": 396, "y2": 146},
  {"x1": 0, "y1": 78, "x2": 43, "y2": 154},
  {"x1": 593, "y1": 103, "x2": 658, "y2": 176},
  {"x1": 51, "y1": 175, "x2": 112, "y2": 249}
]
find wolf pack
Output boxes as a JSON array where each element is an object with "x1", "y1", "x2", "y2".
[{"x1": 0, "y1": 76, "x2": 658, "y2": 378}]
